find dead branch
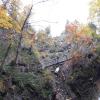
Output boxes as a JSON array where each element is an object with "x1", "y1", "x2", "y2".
[
  {"x1": 33, "y1": 0, "x2": 49, "y2": 6},
  {"x1": 45, "y1": 55, "x2": 84, "y2": 68}
]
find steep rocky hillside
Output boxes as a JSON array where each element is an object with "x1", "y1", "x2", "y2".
[{"x1": 0, "y1": 28, "x2": 100, "y2": 100}]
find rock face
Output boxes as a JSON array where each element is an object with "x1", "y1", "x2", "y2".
[{"x1": 37, "y1": 42, "x2": 72, "y2": 68}]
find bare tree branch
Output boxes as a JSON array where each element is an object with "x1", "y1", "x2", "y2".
[
  {"x1": 44, "y1": 55, "x2": 83, "y2": 68},
  {"x1": 29, "y1": 20, "x2": 58, "y2": 24},
  {"x1": 33, "y1": 0, "x2": 49, "y2": 6}
]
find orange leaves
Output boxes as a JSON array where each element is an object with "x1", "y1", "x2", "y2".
[
  {"x1": 65, "y1": 21, "x2": 93, "y2": 42},
  {"x1": 30, "y1": 33, "x2": 35, "y2": 45},
  {"x1": 65, "y1": 23, "x2": 78, "y2": 34},
  {"x1": 66, "y1": 23, "x2": 93, "y2": 45},
  {"x1": 65, "y1": 22, "x2": 79, "y2": 43},
  {"x1": 73, "y1": 51, "x2": 82, "y2": 60},
  {"x1": 65, "y1": 22, "x2": 94, "y2": 63}
]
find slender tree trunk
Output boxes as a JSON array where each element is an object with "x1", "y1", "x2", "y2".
[
  {"x1": 14, "y1": 5, "x2": 33, "y2": 63},
  {"x1": 0, "y1": 43, "x2": 11, "y2": 72}
]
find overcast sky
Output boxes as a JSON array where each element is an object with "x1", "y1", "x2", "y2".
[
  {"x1": 30, "y1": 0, "x2": 92, "y2": 37},
  {"x1": 0, "y1": 0, "x2": 92, "y2": 37}
]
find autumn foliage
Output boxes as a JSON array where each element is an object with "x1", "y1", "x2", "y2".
[
  {"x1": 65, "y1": 22, "x2": 94, "y2": 45},
  {"x1": 65, "y1": 23, "x2": 78, "y2": 34},
  {"x1": 0, "y1": 6, "x2": 13, "y2": 29}
]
